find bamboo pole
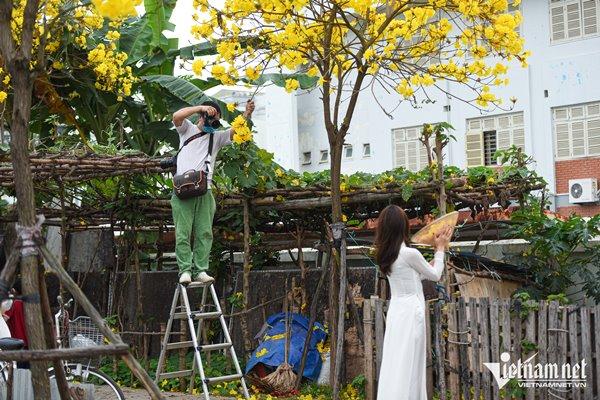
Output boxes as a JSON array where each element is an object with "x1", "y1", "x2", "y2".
[
  {"x1": 37, "y1": 243, "x2": 165, "y2": 400},
  {"x1": 38, "y1": 268, "x2": 72, "y2": 400}
]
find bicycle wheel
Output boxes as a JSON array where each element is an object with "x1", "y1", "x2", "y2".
[{"x1": 49, "y1": 363, "x2": 125, "y2": 400}]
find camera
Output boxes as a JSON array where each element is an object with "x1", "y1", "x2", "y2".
[
  {"x1": 160, "y1": 156, "x2": 176, "y2": 171},
  {"x1": 199, "y1": 111, "x2": 221, "y2": 129}
]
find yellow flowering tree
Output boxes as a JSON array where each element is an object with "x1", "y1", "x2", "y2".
[
  {"x1": 189, "y1": 0, "x2": 528, "y2": 395},
  {"x1": 0, "y1": 1, "x2": 164, "y2": 398}
]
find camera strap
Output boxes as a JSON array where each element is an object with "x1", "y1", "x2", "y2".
[{"x1": 204, "y1": 132, "x2": 215, "y2": 175}]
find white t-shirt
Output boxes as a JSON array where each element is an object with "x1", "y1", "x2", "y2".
[{"x1": 175, "y1": 119, "x2": 232, "y2": 183}]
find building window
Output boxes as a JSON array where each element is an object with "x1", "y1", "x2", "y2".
[
  {"x1": 362, "y1": 143, "x2": 371, "y2": 158},
  {"x1": 344, "y1": 145, "x2": 353, "y2": 159},
  {"x1": 301, "y1": 151, "x2": 312, "y2": 165},
  {"x1": 553, "y1": 102, "x2": 600, "y2": 159},
  {"x1": 465, "y1": 112, "x2": 525, "y2": 167},
  {"x1": 392, "y1": 126, "x2": 433, "y2": 172},
  {"x1": 550, "y1": 0, "x2": 599, "y2": 43},
  {"x1": 319, "y1": 150, "x2": 329, "y2": 163},
  {"x1": 483, "y1": 131, "x2": 498, "y2": 166}
]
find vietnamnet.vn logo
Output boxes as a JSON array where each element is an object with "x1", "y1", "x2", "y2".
[{"x1": 483, "y1": 352, "x2": 587, "y2": 389}]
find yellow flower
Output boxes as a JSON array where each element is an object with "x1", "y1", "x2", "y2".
[
  {"x1": 92, "y1": 0, "x2": 141, "y2": 20},
  {"x1": 275, "y1": 168, "x2": 284, "y2": 177},
  {"x1": 191, "y1": 59, "x2": 205, "y2": 76},
  {"x1": 106, "y1": 30, "x2": 121, "y2": 41},
  {"x1": 2, "y1": 75, "x2": 10, "y2": 85},
  {"x1": 285, "y1": 78, "x2": 299, "y2": 93},
  {"x1": 245, "y1": 66, "x2": 260, "y2": 80},
  {"x1": 52, "y1": 60, "x2": 63, "y2": 70},
  {"x1": 227, "y1": 102, "x2": 236, "y2": 112},
  {"x1": 0, "y1": 91, "x2": 7, "y2": 103}
]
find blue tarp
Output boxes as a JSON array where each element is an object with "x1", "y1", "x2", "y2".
[{"x1": 246, "y1": 312, "x2": 327, "y2": 381}]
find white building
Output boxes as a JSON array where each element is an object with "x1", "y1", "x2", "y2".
[{"x1": 248, "y1": 0, "x2": 600, "y2": 217}]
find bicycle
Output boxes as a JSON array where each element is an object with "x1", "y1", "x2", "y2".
[{"x1": 48, "y1": 295, "x2": 125, "y2": 399}]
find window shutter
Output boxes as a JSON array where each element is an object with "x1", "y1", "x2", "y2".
[
  {"x1": 407, "y1": 141, "x2": 419, "y2": 171},
  {"x1": 466, "y1": 130, "x2": 484, "y2": 167},
  {"x1": 582, "y1": 0, "x2": 598, "y2": 35},
  {"x1": 571, "y1": 121, "x2": 586, "y2": 156},
  {"x1": 566, "y1": 1, "x2": 582, "y2": 38},
  {"x1": 587, "y1": 118, "x2": 600, "y2": 155},
  {"x1": 513, "y1": 127, "x2": 525, "y2": 149},
  {"x1": 395, "y1": 141, "x2": 407, "y2": 168},
  {"x1": 551, "y1": 3, "x2": 567, "y2": 41},
  {"x1": 497, "y1": 129, "x2": 511, "y2": 150},
  {"x1": 555, "y1": 122, "x2": 570, "y2": 158}
]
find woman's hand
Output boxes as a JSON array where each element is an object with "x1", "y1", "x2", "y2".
[{"x1": 434, "y1": 225, "x2": 453, "y2": 252}]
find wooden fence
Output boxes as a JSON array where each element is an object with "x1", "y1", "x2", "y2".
[{"x1": 363, "y1": 297, "x2": 599, "y2": 400}]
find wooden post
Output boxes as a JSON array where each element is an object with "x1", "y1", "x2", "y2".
[
  {"x1": 363, "y1": 299, "x2": 374, "y2": 400},
  {"x1": 447, "y1": 302, "x2": 460, "y2": 399},
  {"x1": 580, "y1": 306, "x2": 592, "y2": 400},
  {"x1": 425, "y1": 303, "x2": 433, "y2": 399},
  {"x1": 240, "y1": 198, "x2": 252, "y2": 355},
  {"x1": 295, "y1": 245, "x2": 330, "y2": 389},
  {"x1": 457, "y1": 298, "x2": 470, "y2": 400},
  {"x1": 568, "y1": 305, "x2": 581, "y2": 400},
  {"x1": 478, "y1": 298, "x2": 491, "y2": 400},
  {"x1": 525, "y1": 302, "x2": 538, "y2": 400},
  {"x1": 374, "y1": 297, "x2": 384, "y2": 379},
  {"x1": 38, "y1": 243, "x2": 165, "y2": 400},
  {"x1": 38, "y1": 268, "x2": 72, "y2": 400},
  {"x1": 433, "y1": 301, "x2": 446, "y2": 400},
  {"x1": 538, "y1": 301, "x2": 548, "y2": 400},
  {"x1": 468, "y1": 299, "x2": 480, "y2": 400},
  {"x1": 489, "y1": 299, "x2": 500, "y2": 400}
]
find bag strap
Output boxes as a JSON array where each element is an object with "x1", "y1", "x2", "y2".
[
  {"x1": 175, "y1": 132, "x2": 206, "y2": 158},
  {"x1": 204, "y1": 132, "x2": 215, "y2": 175}
]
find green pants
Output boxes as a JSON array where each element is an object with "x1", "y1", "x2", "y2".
[{"x1": 170, "y1": 190, "x2": 216, "y2": 276}]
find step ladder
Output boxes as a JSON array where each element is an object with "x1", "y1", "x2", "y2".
[{"x1": 155, "y1": 282, "x2": 250, "y2": 400}]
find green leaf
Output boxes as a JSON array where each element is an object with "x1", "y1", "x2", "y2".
[
  {"x1": 142, "y1": 75, "x2": 242, "y2": 123},
  {"x1": 144, "y1": 0, "x2": 176, "y2": 49},
  {"x1": 120, "y1": 17, "x2": 153, "y2": 64},
  {"x1": 247, "y1": 73, "x2": 319, "y2": 89}
]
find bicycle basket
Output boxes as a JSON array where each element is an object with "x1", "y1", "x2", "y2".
[{"x1": 68, "y1": 316, "x2": 104, "y2": 348}]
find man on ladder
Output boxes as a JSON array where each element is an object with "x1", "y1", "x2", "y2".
[
  {"x1": 171, "y1": 99, "x2": 255, "y2": 285},
  {"x1": 156, "y1": 100, "x2": 255, "y2": 399}
]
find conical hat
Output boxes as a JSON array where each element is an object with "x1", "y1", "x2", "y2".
[{"x1": 411, "y1": 211, "x2": 459, "y2": 246}]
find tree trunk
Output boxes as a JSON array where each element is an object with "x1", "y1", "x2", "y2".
[
  {"x1": 8, "y1": 60, "x2": 51, "y2": 399},
  {"x1": 328, "y1": 136, "x2": 344, "y2": 397}
]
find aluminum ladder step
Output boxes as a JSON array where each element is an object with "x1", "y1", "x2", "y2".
[
  {"x1": 173, "y1": 311, "x2": 221, "y2": 320},
  {"x1": 165, "y1": 341, "x2": 232, "y2": 351},
  {"x1": 204, "y1": 373, "x2": 243, "y2": 384},
  {"x1": 157, "y1": 370, "x2": 193, "y2": 379}
]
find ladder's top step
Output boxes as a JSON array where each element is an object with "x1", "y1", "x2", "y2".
[{"x1": 182, "y1": 281, "x2": 213, "y2": 289}]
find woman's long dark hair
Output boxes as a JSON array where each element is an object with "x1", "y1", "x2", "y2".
[{"x1": 375, "y1": 205, "x2": 410, "y2": 275}]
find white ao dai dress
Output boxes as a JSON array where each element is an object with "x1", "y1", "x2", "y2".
[{"x1": 376, "y1": 244, "x2": 445, "y2": 400}]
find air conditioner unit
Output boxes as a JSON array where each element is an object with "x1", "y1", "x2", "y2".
[{"x1": 568, "y1": 178, "x2": 599, "y2": 204}]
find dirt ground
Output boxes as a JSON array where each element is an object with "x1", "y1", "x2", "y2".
[{"x1": 98, "y1": 386, "x2": 235, "y2": 399}]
